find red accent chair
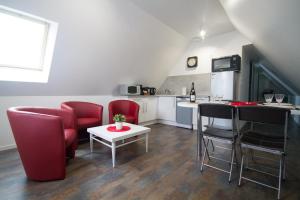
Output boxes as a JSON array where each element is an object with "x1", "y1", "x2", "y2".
[
  {"x1": 7, "y1": 107, "x2": 77, "y2": 181},
  {"x1": 108, "y1": 100, "x2": 140, "y2": 124},
  {"x1": 61, "y1": 101, "x2": 103, "y2": 141}
]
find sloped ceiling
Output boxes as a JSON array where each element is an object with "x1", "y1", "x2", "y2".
[
  {"x1": 130, "y1": 0, "x2": 235, "y2": 39},
  {"x1": 5, "y1": 0, "x2": 298, "y2": 97},
  {"x1": 220, "y1": 0, "x2": 300, "y2": 94},
  {"x1": 0, "y1": 0, "x2": 187, "y2": 96}
]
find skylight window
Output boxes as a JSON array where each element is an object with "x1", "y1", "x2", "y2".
[{"x1": 0, "y1": 5, "x2": 58, "y2": 83}]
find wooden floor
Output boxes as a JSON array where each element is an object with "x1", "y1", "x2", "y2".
[{"x1": 1, "y1": 123, "x2": 300, "y2": 200}]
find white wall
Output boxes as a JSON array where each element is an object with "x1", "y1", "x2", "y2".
[
  {"x1": 169, "y1": 31, "x2": 250, "y2": 76},
  {"x1": 0, "y1": 0, "x2": 187, "y2": 95},
  {"x1": 0, "y1": 95, "x2": 127, "y2": 151},
  {"x1": 0, "y1": 0, "x2": 188, "y2": 150}
]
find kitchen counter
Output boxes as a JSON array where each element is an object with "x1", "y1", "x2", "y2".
[
  {"x1": 178, "y1": 101, "x2": 300, "y2": 116},
  {"x1": 125, "y1": 94, "x2": 181, "y2": 97},
  {"x1": 154, "y1": 94, "x2": 180, "y2": 97},
  {"x1": 125, "y1": 94, "x2": 210, "y2": 98},
  {"x1": 126, "y1": 95, "x2": 158, "y2": 98}
]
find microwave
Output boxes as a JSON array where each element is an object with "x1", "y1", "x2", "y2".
[
  {"x1": 212, "y1": 55, "x2": 241, "y2": 72},
  {"x1": 120, "y1": 85, "x2": 141, "y2": 95}
]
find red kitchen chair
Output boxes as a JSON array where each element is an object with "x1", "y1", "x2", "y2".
[{"x1": 7, "y1": 107, "x2": 77, "y2": 181}]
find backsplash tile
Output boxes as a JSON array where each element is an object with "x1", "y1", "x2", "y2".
[{"x1": 158, "y1": 74, "x2": 211, "y2": 96}]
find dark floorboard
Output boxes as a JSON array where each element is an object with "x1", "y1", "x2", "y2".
[{"x1": 0, "y1": 123, "x2": 300, "y2": 200}]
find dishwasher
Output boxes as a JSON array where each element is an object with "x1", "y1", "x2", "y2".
[{"x1": 176, "y1": 96, "x2": 193, "y2": 129}]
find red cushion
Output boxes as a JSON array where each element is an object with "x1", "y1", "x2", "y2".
[
  {"x1": 124, "y1": 115, "x2": 135, "y2": 123},
  {"x1": 64, "y1": 129, "x2": 76, "y2": 147},
  {"x1": 77, "y1": 117, "x2": 101, "y2": 129}
]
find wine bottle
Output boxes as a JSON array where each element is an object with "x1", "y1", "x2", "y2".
[{"x1": 190, "y1": 82, "x2": 196, "y2": 102}]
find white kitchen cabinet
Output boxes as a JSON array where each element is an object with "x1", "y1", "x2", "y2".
[
  {"x1": 129, "y1": 97, "x2": 157, "y2": 123},
  {"x1": 143, "y1": 97, "x2": 158, "y2": 122},
  {"x1": 157, "y1": 96, "x2": 176, "y2": 122},
  {"x1": 130, "y1": 98, "x2": 146, "y2": 123}
]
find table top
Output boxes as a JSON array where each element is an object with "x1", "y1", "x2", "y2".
[
  {"x1": 177, "y1": 101, "x2": 300, "y2": 115},
  {"x1": 87, "y1": 123, "x2": 151, "y2": 142}
]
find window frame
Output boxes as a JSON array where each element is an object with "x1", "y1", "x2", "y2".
[{"x1": 0, "y1": 5, "x2": 58, "y2": 83}]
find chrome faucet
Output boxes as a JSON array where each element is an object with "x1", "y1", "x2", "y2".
[{"x1": 165, "y1": 89, "x2": 171, "y2": 95}]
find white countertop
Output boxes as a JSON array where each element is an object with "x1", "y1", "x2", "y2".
[
  {"x1": 126, "y1": 94, "x2": 209, "y2": 98},
  {"x1": 177, "y1": 102, "x2": 198, "y2": 108},
  {"x1": 177, "y1": 101, "x2": 300, "y2": 115}
]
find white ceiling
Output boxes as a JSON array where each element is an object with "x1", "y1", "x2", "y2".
[
  {"x1": 220, "y1": 0, "x2": 300, "y2": 94},
  {"x1": 130, "y1": 0, "x2": 236, "y2": 39}
]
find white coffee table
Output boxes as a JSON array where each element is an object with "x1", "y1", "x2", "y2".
[{"x1": 87, "y1": 123, "x2": 151, "y2": 167}]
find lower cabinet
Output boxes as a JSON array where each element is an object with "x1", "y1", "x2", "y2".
[
  {"x1": 130, "y1": 96, "x2": 177, "y2": 124},
  {"x1": 128, "y1": 96, "x2": 208, "y2": 129},
  {"x1": 144, "y1": 97, "x2": 158, "y2": 122},
  {"x1": 129, "y1": 97, "x2": 157, "y2": 123},
  {"x1": 157, "y1": 96, "x2": 176, "y2": 122}
]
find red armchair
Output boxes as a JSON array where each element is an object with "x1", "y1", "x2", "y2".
[
  {"x1": 61, "y1": 101, "x2": 103, "y2": 141},
  {"x1": 7, "y1": 107, "x2": 77, "y2": 181},
  {"x1": 109, "y1": 100, "x2": 140, "y2": 124}
]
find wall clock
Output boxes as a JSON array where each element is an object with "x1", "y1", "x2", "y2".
[{"x1": 187, "y1": 56, "x2": 198, "y2": 68}]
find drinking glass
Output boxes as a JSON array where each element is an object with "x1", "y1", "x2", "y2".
[
  {"x1": 275, "y1": 94, "x2": 285, "y2": 104},
  {"x1": 216, "y1": 95, "x2": 223, "y2": 102},
  {"x1": 264, "y1": 94, "x2": 274, "y2": 104}
]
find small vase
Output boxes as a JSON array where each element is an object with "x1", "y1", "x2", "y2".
[{"x1": 115, "y1": 122, "x2": 123, "y2": 130}]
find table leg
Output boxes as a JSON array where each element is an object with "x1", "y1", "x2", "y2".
[
  {"x1": 197, "y1": 107, "x2": 202, "y2": 160},
  {"x1": 112, "y1": 141, "x2": 116, "y2": 168},
  {"x1": 145, "y1": 133, "x2": 149, "y2": 153},
  {"x1": 90, "y1": 133, "x2": 93, "y2": 153}
]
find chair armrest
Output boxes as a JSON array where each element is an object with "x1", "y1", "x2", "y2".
[{"x1": 57, "y1": 109, "x2": 77, "y2": 129}]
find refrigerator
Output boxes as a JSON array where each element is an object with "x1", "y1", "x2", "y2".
[{"x1": 210, "y1": 71, "x2": 237, "y2": 130}]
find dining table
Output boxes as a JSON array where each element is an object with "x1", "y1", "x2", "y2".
[{"x1": 177, "y1": 101, "x2": 300, "y2": 160}]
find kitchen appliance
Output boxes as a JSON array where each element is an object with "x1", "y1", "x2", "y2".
[
  {"x1": 212, "y1": 55, "x2": 241, "y2": 72},
  {"x1": 138, "y1": 85, "x2": 143, "y2": 95},
  {"x1": 176, "y1": 96, "x2": 193, "y2": 129},
  {"x1": 211, "y1": 71, "x2": 237, "y2": 129},
  {"x1": 149, "y1": 87, "x2": 156, "y2": 95},
  {"x1": 120, "y1": 84, "x2": 141, "y2": 95},
  {"x1": 142, "y1": 87, "x2": 150, "y2": 95}
]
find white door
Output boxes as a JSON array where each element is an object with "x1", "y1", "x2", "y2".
[
  {"x1": 211, "y1": 71, "x2": 235, "y2": 129},
  {"x1": 211, "y1": 71, "x2": 234, "y2": 100},
  {"x1": 157, "y1": 97, "x2": 176, "y2": 122},
  {"x1": 130, "y1": 98, "x2": 146, "y2": 123},
  {"x1": 144, "y1": 97, "x2": 157, "y2": 122}
]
